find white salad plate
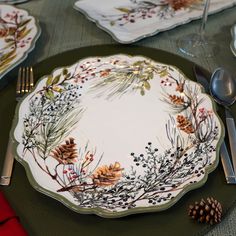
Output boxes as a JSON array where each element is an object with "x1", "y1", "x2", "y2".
[
  {"x1": 0, "y1": 4, "x2": 40, "y2": 82},
  {"x1": 74, "y1": 0, "x2": 236, "y2": 44},
  {"x1": 12, "y1": 54, "x2": 223, "y2": 217}
]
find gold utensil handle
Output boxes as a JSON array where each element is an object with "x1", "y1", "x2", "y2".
[{"x1": 0, "y1": 139, "x2": 14, "y2": 186}]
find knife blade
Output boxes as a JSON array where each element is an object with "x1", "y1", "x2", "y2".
[{"x1": 193, "y1": 65, "x2": 236, "y2": 184}]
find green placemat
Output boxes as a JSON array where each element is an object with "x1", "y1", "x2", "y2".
[{"x1": 0, "y1": 45, "x2": 235, "y2": 236}]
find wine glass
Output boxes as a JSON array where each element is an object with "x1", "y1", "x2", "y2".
[{"x1": 177, "y1": 0, "x2": 216, "y2": 58}]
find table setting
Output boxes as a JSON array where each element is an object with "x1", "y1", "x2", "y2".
[{"x1": 1, "y1": 0, "x2": 236, "y2": 235}]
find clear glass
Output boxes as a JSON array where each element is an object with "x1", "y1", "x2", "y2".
[{"x1": 177, "y1": 0, "x2": 216, "y2": 58}]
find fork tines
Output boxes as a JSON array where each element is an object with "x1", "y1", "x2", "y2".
[{"x1": 16, "y1": 67, "x2": 34, "y2": 101}]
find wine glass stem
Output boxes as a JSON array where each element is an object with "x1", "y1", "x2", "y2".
[{"x1": 199, "y1": 0, "x2": 211, "y2": 39}]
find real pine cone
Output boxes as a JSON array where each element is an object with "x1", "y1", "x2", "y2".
[{"x1": 188, "y1": 197, "x2": 222, "y2": 225}]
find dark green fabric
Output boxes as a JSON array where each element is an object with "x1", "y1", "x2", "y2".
[{"x1": 0, "y1": 45, "x2": 235, "y2": 236}]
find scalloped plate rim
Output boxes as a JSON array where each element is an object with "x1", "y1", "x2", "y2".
[
  {"x1": 0, "y1": 0, "x2": 29, "y2": 4},
  {"x1": 73, "y1": 0, "x2": 236, "y2": 44},
  {"x1": 10, "y1": 53, "x2": 224, "y2": 218},
  {"x1": 0, "y1": 4, "x2": 41, "y2": 82}
]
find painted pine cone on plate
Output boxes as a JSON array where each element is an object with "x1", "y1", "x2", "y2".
[
  {"x1": 188, "y1": 197, "x2": 222, "y2": 225},
  {"x1": 50, "y1": 137, "x2": 78, "y2": 164}
]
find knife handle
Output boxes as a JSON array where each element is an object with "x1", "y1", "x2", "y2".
[
  {"x1": 226, "y1": 110, "x2": 236, "y2": 174},
  {"x1": 0, "y1": 139, "x2": 14, "y2": 186},
  {"x1": 220, "y1": 142, "x2": 236, "y2": 184}
]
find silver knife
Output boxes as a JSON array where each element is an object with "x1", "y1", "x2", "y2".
[
  {"x1": 193, "y1": 65, "x2": 236, "y2": 184},
  {"x1": 225, "y1": 109, "x2": 236, "y2": 173}
]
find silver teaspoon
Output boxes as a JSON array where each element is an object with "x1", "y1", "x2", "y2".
[{"x1": 210, "y1": 68, "x2": 236, "y2": 173}]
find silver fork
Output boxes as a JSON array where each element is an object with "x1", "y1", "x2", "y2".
[
  {"x1": 16, "y1": 67, "x2": 34, "y2": 101},
  {"x1": 0, "y1": 67, "x2": 34, "y2": 185}
]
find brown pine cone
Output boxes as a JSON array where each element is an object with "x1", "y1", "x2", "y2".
[
  {"x1": 169, "y1": 94, "x2": 185, "y2": 105},
  {"x1": 176, "y1": 115, "x2": 195, "y2": 134},
  {"x1": 50, "y1": 137, "x2": 78, "y2": 164},
  {"x1": 167, "y1": 0, "x2": 201, "y2": 11},
  {"x1": 91, "y1": 162, "x2": 123, "y2": 187},
  {"x1": 188, "y1": 197, "x2": 222, "y2": 225}
]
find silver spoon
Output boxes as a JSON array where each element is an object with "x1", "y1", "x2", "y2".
[
  {"x1": 210, "y1": 68, "x2": 236, "y2": 174},
  {"x1": 210, "y1": 68, "x2": 236, "y2": 106}
]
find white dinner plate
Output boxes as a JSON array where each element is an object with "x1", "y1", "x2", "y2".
[{"x1": 12, "y1": 54, "x2": 223, "y2": 217}]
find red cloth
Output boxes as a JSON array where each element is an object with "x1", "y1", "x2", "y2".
[{"x1": 0, "y1": 191, "x2": 28, "y2": 236}]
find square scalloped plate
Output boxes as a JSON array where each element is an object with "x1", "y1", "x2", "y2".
[
  {"x1": 0, "y1": 4, "x2": 41, "y2": 82},
  {"x1": 74, "y1": 0, "x2": 236, "y2": 44},
  {"x1": 11, "y1": 54, "x2": 224, "y2": 218}
]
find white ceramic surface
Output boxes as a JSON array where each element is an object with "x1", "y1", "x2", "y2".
[
  {"x1": 0, "y1": 4, "x2": 40, "y2": 82},
  {"x1": 12, "y1": 55, "x2": 223, "y2": 217},
  {"x1": 74, "y1": 0, "x2": 236, "y2": 43}
]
